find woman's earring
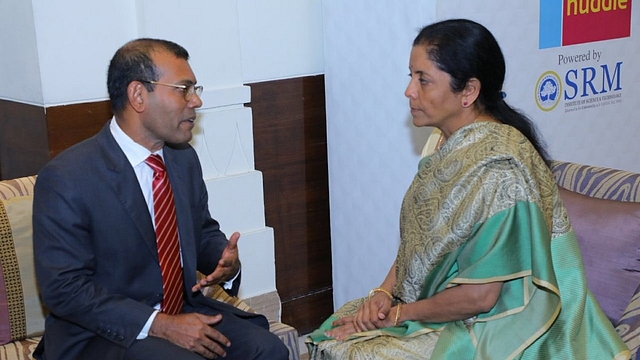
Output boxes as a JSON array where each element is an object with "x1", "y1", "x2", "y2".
[{"x1": 463, "y1": 102, "x2": 468, "y2": 107}]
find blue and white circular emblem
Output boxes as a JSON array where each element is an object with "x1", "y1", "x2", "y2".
[{"x1": 535, "y1": 71, "x2": 562, "y2": 111}]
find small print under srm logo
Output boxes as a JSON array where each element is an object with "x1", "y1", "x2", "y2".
[{"x1": 535, "y1": 71, "x2": 562, "y2": 111}]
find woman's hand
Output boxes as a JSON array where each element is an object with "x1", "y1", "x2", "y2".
[
  {"x1": 325, "y1": 316, "x2": 358, "y2": 340},
  {"x1": 326, "y1": 292, "x2": 394, "y2": 340},
  {"x1": 353, "y1": 292, "x2": 393, "y2": 331}
]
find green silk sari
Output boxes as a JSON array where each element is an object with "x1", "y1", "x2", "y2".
[{"x1": 308, "y1": 123, "x2": 629, "y2": 359}]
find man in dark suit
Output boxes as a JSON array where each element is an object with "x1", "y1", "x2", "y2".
[{"x1": 32, "y1": 38, "x2": 288, "y2": 360}]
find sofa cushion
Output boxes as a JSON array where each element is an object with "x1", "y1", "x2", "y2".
[
  {"x1": 0, "y1": 177, "x2": 36, "y2": 201},
  {"x1": 559, "y1": 187, "x2": 640, "y2": 324},
  {"x1": 0, "y1": 195, "x2": 45, "y2": 344}
]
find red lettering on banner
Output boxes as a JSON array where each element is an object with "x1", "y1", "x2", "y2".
[{"x1": 563, "y1": 0, "x2": 632, "y2": 45}]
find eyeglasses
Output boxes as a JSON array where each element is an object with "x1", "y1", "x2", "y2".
[{"x1": 140, "y1": 80, "x2": 203, "y2": 101}]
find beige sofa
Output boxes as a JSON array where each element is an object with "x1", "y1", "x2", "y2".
[{"x1": 0, "y1": 175, "x2": 300, "y2": 360}]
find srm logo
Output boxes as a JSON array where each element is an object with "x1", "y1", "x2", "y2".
[{"x1": 535, "y1": 62, "x2": 622, "y2": 111}]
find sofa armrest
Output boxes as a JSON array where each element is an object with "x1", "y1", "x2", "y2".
[{"x1": 551, "y1": 160, "x2": 640, "y2": 201}]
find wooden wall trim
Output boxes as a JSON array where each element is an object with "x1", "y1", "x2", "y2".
[
  {"x1": 0, "y1": 100, "x2": 49, "y2": 180},
  {"x1": 0, "y1": 99, "x2": 111, "y2": 180},
  {"x1": 45, "y1": 101, "x2": 112, "y2": 159},
  {"x1": 250, "y1": 75, "x2": 333, "y2": 333}
]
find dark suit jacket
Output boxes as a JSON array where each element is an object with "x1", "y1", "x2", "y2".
[{"x1": 32, "y1": 123, "x2": 257, "y2": 359}]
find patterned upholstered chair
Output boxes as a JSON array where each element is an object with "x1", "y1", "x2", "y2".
[
  {"x1": 0, "y1": 176, "x2": 40, "y2": 358},
  {"x1": 0, "y1": 176, "x2": 300, "y2": 360}
]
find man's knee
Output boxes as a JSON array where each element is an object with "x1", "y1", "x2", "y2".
[
  {"x1": 256, "y1": 334, "x2": 289, "y2": 360},
  {"x1": 228, "y1": 329, "x2": 289, "y2": 360}
]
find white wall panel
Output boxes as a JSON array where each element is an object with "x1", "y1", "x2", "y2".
[
  {"x1": 323, "y1": 0, "x2": 435, "y2": 308},
  {"x1": 0, "y1": 0, "x2": 42, "y2": 105},
  {"x1": 238, "y1": 0, "x2": 324, "y2": 82},
  {"x1": 236, "y1": 228, "x2": 276, "y2": 299},
  {"x1": 32, "y1": 0, "x2": 137, "y2": 106},
  {"x1": 192, "y1": 108, "x2": 255, "y2": 179},
  {"x1": 205, "y1": 171, "x2": 266, "y2": 235},
  {"x1": 138, "y1": 1, "x2": 245, "y2": 92}
]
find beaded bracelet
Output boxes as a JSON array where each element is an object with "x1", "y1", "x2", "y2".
[
  {"x1": 368, "y1": 287, "x2": 393, "y2": 301},
  {"x1": 394, "y1": 303, "x2": 403, "y2": 327}
]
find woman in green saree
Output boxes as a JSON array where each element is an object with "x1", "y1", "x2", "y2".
[{"x1": 307, "y1": 19, "x2": 629, "y2": 360}]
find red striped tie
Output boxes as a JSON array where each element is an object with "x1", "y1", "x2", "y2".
[{"x1": 145, "y1": 154, "x2": 183, "y2": 315}]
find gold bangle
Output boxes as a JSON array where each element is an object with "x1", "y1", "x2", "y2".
[
  {"x1": 368, "y1": 287, "x2": 393, "y2": 301},
  {"x1": 394, "y1": 303, "x2": 402, "y2": 327}
]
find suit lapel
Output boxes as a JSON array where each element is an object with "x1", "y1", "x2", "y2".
[
  {"x1": 163, "y1": 147, "x2": 197, "y2": 280},
  {"x1": 95, "y1": 124, "x2": 160, "y2": 262}
]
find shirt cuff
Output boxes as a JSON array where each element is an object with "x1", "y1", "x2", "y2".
[
  {"x1": 222, "y1": 268, "x2": 240, "y2": 290},
  {"x1": 136, "y1": 310, "x2": 159, "y2": 340}
]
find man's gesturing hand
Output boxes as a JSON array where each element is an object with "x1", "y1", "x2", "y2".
[{"x1": 192, "y1": 232, "x2": 241, "y2": 292}]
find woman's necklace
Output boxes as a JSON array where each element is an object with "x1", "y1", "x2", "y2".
[{"x1": 435, "y1": 132, "x2": 445, "y2": 150}]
